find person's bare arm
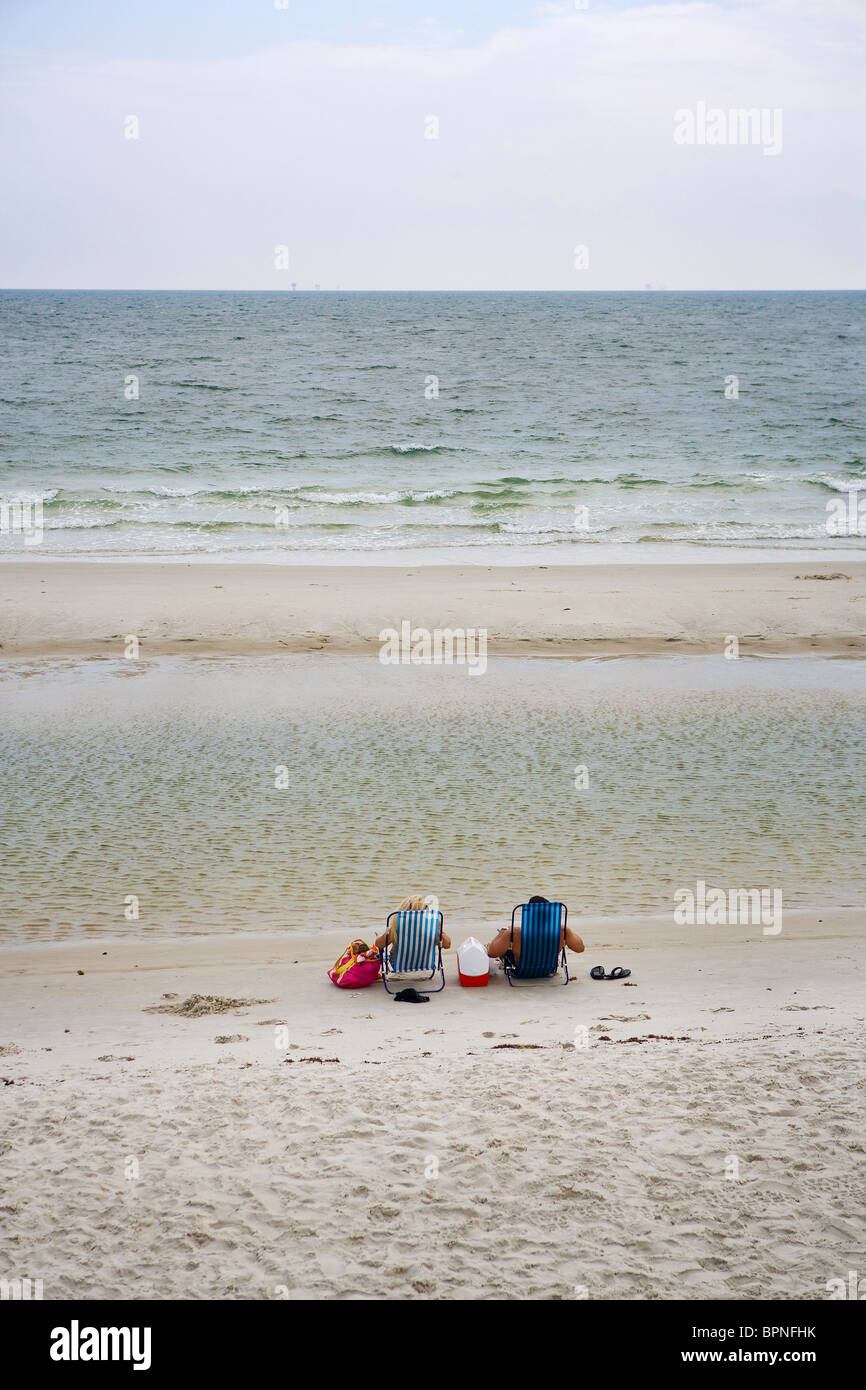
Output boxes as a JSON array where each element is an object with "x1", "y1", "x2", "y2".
[
  {"x1": 486, "y1": 927, "x2": 511, "y2": 959},
  {"x1": 565, "y1": 926, "x2": 585, "y2": 953},
  {"x1": 439, "y1": 929, "x2": 451, "y2": 949}
]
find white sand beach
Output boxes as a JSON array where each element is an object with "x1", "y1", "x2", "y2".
[
  {"x1": 1, "y1": 557, "x2": 864, "y2": 1300},
  {"x1": 1, "y1": 911, "x2": 863, "y2": 1301},
  {"x1": 0, "y1": 559, "x2": 864, "y2": 659}
]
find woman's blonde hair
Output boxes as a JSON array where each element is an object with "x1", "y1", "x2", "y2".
[{"x1": 390, "y1": 894, "x2": 439, "y2": 945}]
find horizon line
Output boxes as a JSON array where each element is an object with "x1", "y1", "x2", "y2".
[{"x1": 2, "y1": 287, "x2": 864, "y2": 295}]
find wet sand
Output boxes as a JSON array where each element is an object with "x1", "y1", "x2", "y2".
[{"x1": 0, "y1": 559, "x2": 864, "y2": 659}]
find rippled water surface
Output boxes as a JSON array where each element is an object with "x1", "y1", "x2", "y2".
[
  {"x1": 1, "y1": 655, "x2": 863, "y2": 941},
  {"x1": 1, "y1": 290, "x2": 864, "y2": 558}
]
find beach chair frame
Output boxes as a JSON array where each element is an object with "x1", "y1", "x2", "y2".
[
  {"x1": 381, "y1": 908, "x2": 446, "y2": 994},
  {"x1": 504, "y1": 902, "x2": 569, "y2": 987}
]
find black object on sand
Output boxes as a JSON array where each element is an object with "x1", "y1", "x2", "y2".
[
  {"x1": 590, "y1": 965, "x2": 632, "y2": 980},
  {"x1": 394, "y1": 988, "x2": 430, "y2": 1003}
]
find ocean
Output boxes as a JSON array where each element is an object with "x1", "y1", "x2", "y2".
[{"x1": 2, "y1": 290, "x2": 864, "y2": 561}]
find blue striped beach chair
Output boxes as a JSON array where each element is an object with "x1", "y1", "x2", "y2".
[
  {"x1": 504, "y1": 901, "x2": 569, "y2": 986},
  {"x1": 381, "y1": 908, "x2": 446, "y2": 994}
]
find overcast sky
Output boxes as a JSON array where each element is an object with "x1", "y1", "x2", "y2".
[{"x1": 1, "y1": 0, "x2": 863, "y2": 289}]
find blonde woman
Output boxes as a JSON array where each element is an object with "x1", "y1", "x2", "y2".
[{"x1": 374, "y1": 894, "x2": 451, "y2": 959}]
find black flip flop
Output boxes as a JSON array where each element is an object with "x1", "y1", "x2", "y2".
[
  {"x1": 606, "y1": 967, "x2": 631, "y2": 980},
  {"x1": 394, "y1": 988, "x2": 430, "y2": 1003},
  {"x1": 589, "y1": 966, "x2": 606, "y2": 980}
]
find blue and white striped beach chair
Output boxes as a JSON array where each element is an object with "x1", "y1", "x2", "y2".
[
  {"x1": 504, "y1": 901, "x2": 569, "y2": 986},
  {"x1": 381, "y1": 908, "x2": 446, "y2": 994}
]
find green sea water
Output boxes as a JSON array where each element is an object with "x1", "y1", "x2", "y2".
[
  {"x1": 1, "y1": 654, "x2": 863, "y2": 942},
  {"x1": 1, "y1": 290, "x2": 864, "y2": 560}
]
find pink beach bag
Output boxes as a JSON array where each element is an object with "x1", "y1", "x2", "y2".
[{"x1": 328, "y1": 939, "x2": 381, "y2": 989}]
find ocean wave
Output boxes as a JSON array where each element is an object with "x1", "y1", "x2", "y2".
[
  {"x1": 29, "y1": 465, "x2": 859, "y2": 492},
  {"x1": 812, "y1": 474, "x2": 866, "y2": 493},
  {"x1": 313, "y1": 490, "x2": 437, "y2": 505},
  {"x1": 40, "y1": 491, "x2": 123, "y2": 511},
  {"x1": 167, "y1": 381, "x2": 240, "y2": 391},
  {"x1": 30, "y1": 515, "x2": 833, "y2": 541},
  {"x1": 498, "y1": 522, "x2": 600, "y2": 536},
  {"x1": 31, "y1": 471, "x2": 866, "y2": 517},
  {"x1": 366, "y1": 444, "x2": 459, "y2": 457},
  {"x1": 613, "y1": 473, "x2": 671, "y2": 487}
]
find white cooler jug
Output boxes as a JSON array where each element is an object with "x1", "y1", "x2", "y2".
[{"x1": 457, "y1": 936, "x2": 490, "y2": 987}]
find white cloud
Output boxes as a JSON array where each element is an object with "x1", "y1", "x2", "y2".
[{"x1": 0, "y1": 0, "x2": 863, "y2": 288}]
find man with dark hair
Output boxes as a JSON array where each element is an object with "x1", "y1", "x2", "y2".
[{"x1": 486, "y1": 895, "x2": 585, "y2": 967}]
